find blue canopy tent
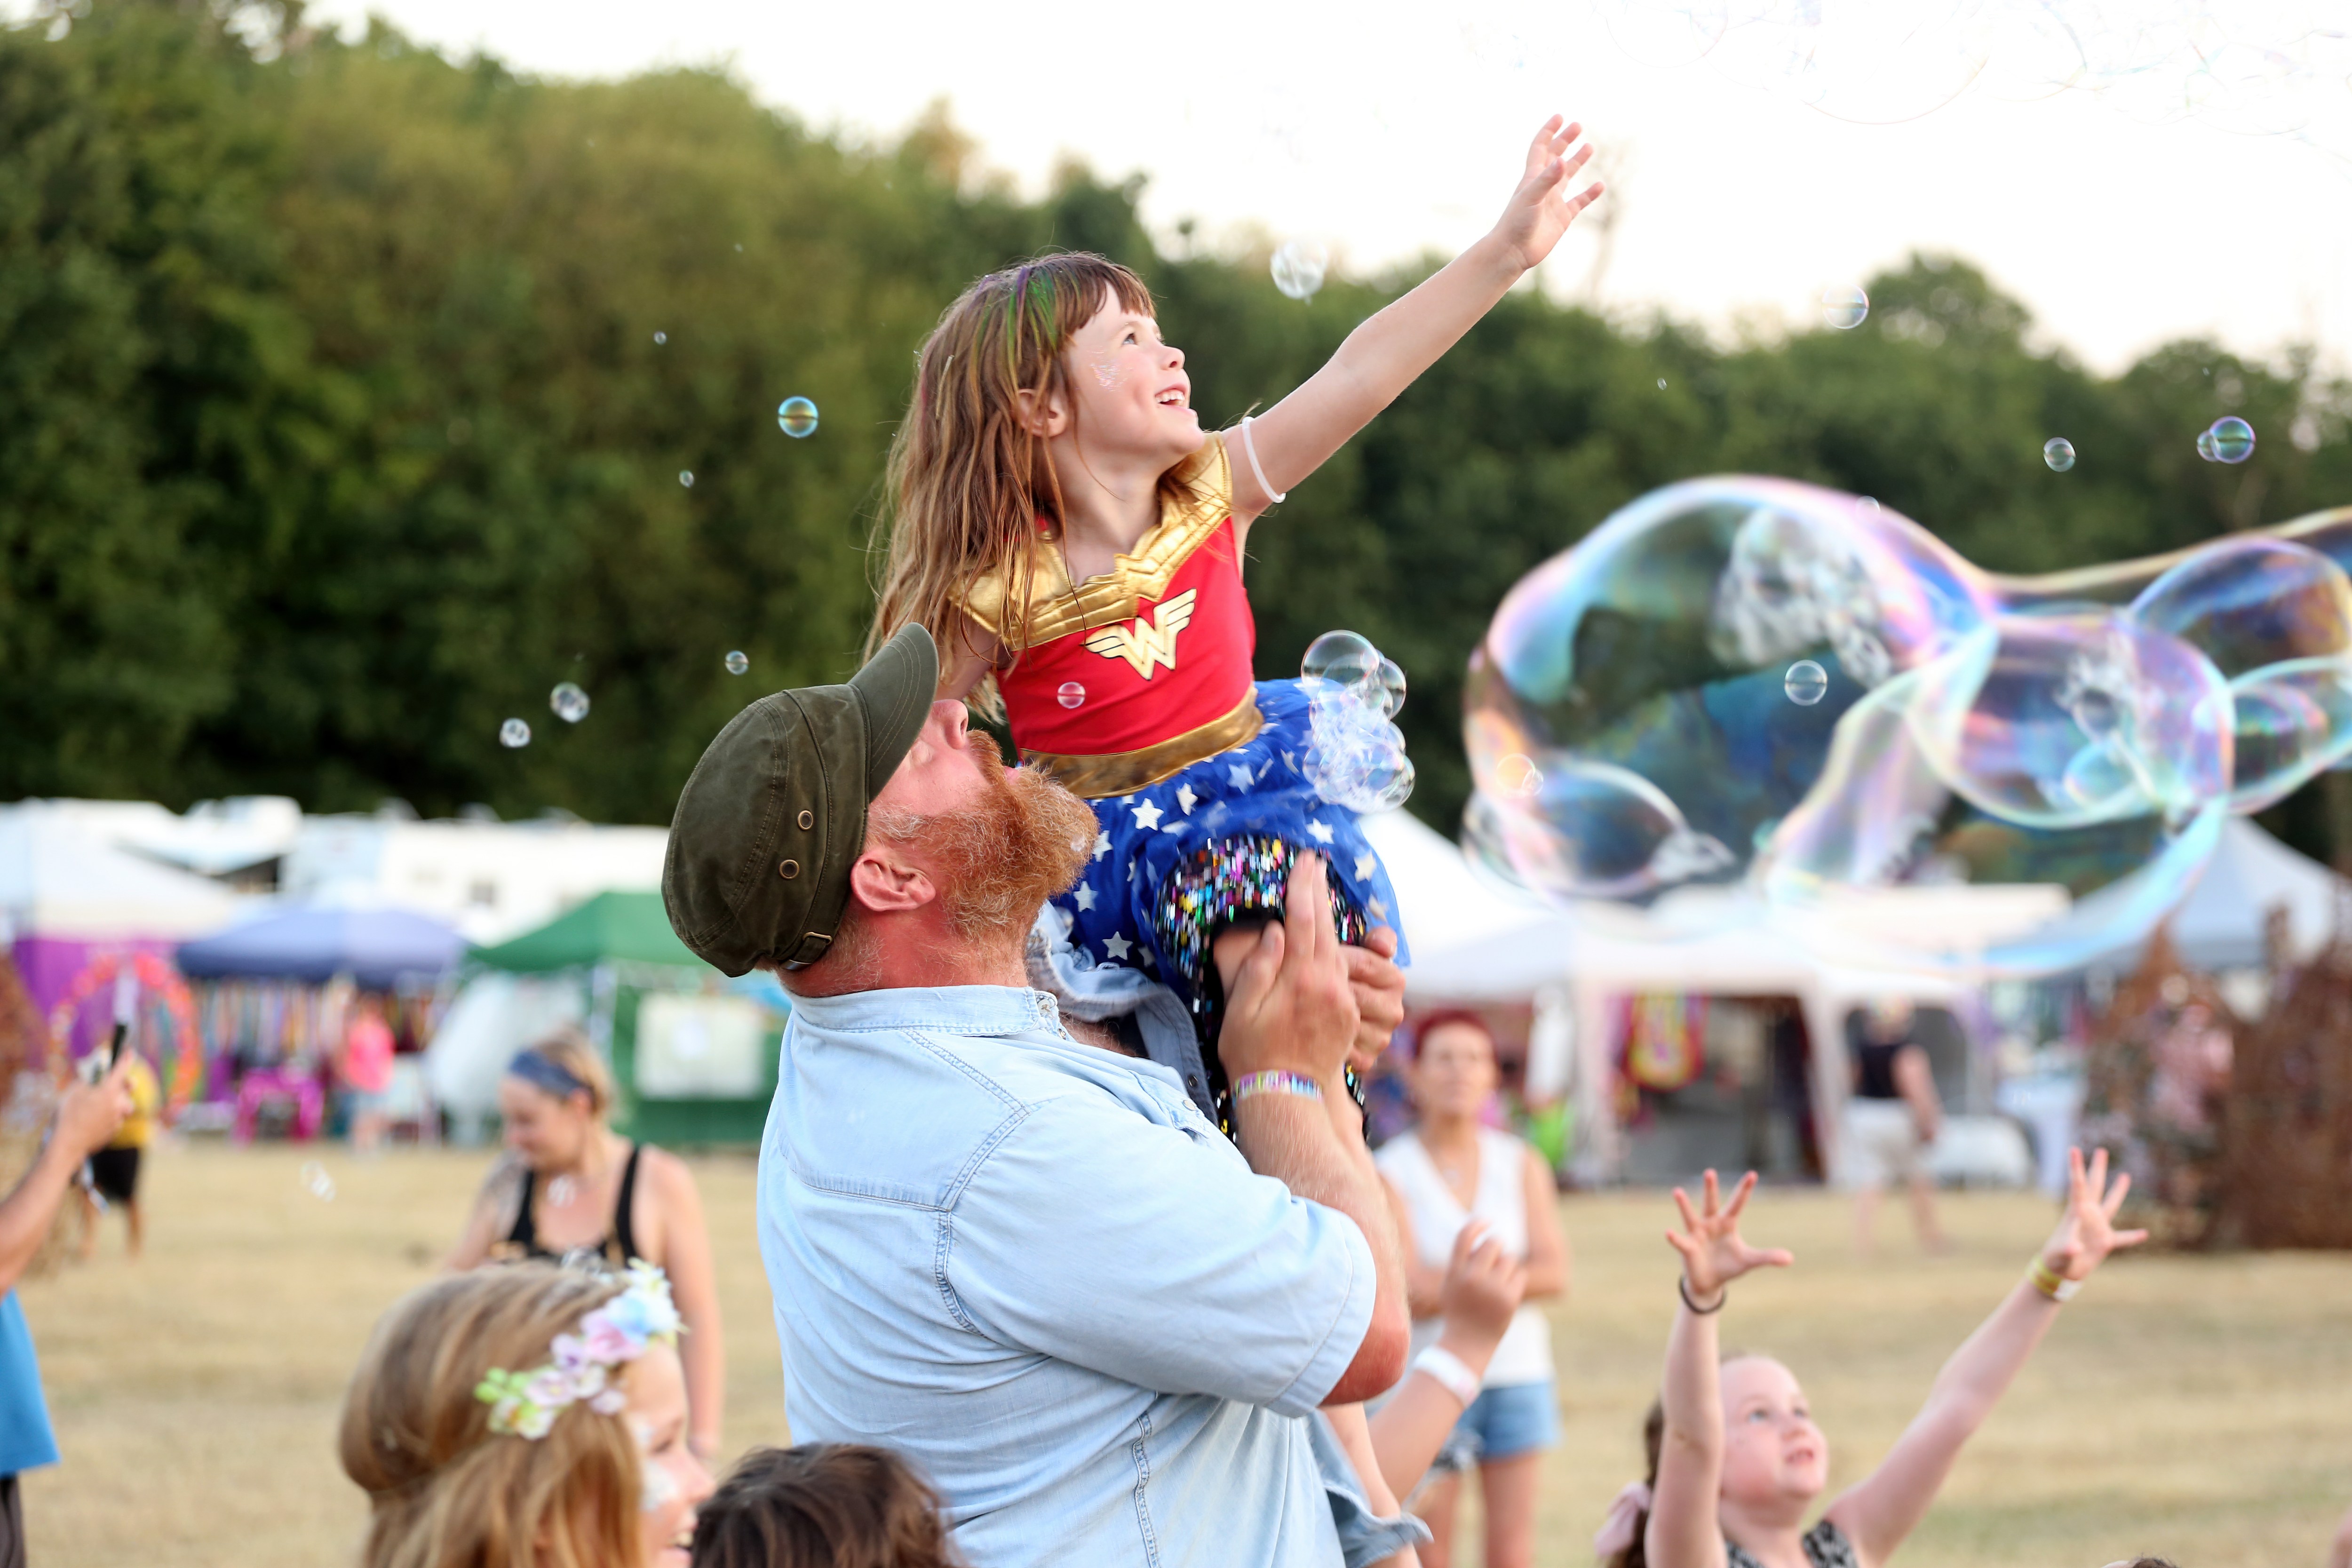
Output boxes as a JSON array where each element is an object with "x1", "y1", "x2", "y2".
[{"x1": 178, "y1": 906, "x2": 468, "y2": 988}]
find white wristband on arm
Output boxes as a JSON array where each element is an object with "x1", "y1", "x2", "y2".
[
  {"x1": 1239, "y1": 414, "x2": 1287, "y2": 505},
  {"x1": 1412, "y1": 1344, "x2": 1482, "y2": 1408}
]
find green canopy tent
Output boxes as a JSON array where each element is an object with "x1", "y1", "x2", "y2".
[{"x1": 469, "y1": 891, "x2": 784, "y2": 1145}]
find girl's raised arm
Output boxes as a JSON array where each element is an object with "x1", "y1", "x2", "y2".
[
  {"x1": 1823, "y1": 1148, "x2": 2147, "y2": 1566},
  {"x1": 1646, "y1": 1172, "x2": 1794, "y2": 1568},
  {"x1": 1227, "y1": 116, "x2": 1604, "y2": 525}
]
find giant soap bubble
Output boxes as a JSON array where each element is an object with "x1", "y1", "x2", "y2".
[{"x1": 1464, "y1": 477, "x2": 2352, "y2": 973}]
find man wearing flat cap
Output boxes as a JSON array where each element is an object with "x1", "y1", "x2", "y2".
[{"x1": 664, "y1": 626, "x2": 1413, "y2": 1567}]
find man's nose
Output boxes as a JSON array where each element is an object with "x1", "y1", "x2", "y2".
[{"x1": 929, "y1": 700, "x2": 970, "y2": 747}]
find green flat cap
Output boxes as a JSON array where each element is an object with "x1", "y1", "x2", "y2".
[{"x1": 662, "y1": 625, "x2": 938, "y2": 976}]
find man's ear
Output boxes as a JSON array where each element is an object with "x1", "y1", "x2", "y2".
[
  {"x1": 1011, "y1": 383, "x2": 1069, "y2": 440},
  {"x1": 847, "y1": 847, "x2": 937, "y2": 916}
]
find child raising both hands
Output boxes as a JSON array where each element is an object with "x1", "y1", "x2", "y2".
[
  {"x1": 1608, "y1": 1150, "x2": 2146, "y2": 1568},
  {"x1": 869, "y1": 119, "x2": 1603, "y2": 1128}
]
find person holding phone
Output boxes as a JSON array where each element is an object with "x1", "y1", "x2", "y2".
[{"x1": 0, "y1": 1049, "x2": 135, "y2": 1566}]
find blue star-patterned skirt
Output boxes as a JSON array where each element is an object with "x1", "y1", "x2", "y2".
[{"x1": 1049, "y1": 679, "x2": 1410, "y2": 1022}]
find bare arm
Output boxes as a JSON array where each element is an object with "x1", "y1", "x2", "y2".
[
  {"x1": 1893, "y1": 1045, "x2": 1942, "y2": 1142},
  {"x1": 1324, "y1": 1406, "x2": 1422, "y2": 1568},
  {"x1": 1224, "y1": 854, "x2": 1410, "y2": 1406},
  {"x1": 1228, "y1": 118, "x2": 1603, "y2": 527},
  {"x1": 1823, "y1": 1149, "x2": 2146, "y2": 1565},
  {"x1": 646, "y1": 1152, "x2": 727, "y2": 1460},
  {"x1": 1518, "y1": 1145, "x2": 1571, "y2": 1301},
  {"x1": 443, "y1": 1156, "x2": 524, "y2": 1271},
  {"x1": 1646, "y1": 1172, "x2": 1795, "y2": 1568},
  {"x1": 2329, "y1": 1505, "x2": 2352, "y2": 1568},
  {"x1": 0, "y1": 1057, "x2": 132, "y2": 1292},
  {"x1": 1368, "y1": 1219, "x2": 1523, "y2": 1498},
  {"x1": 1385, "y1": 1177, "x2": 1446, "y2": 1319}
]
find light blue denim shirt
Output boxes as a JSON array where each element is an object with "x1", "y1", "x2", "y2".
[{"x1": 757, "y1": 983, "x2": 1375, "y2": 1568}]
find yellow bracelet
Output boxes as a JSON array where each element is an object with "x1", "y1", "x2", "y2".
[{"x1": 2028, "y1": 1258, "x2": 2080, "y2": 1303}]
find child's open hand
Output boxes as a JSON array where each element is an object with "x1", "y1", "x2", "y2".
[
  {"x1": 1492, "y1": 116, "x2": 1605, "y2": 275},
  {"x1": 2042, "y1": 1146, "x2": 2150, "y2": 1282},
  {"x1": 1664, "y1": 1170, "x2": 1792, "y2": 1302}
]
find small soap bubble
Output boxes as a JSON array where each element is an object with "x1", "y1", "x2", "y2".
[
  {"x1": 679, "y1": 470, "x2": 694, "y2": 488},
  {"x1": 1784, "y1": 659, "x2": 1830, "y2": 705},
  {"x1": 1820, "y1": 285, "x2": 1869, "y2": 329},
  {"x1": 724, "y1": 650, "x2": 749, "y2": 676},
  {"x1": 2043, "y1": 437, "x2": 2077, "y2": 472},
  {"x1": 549, "y1": 682, "x2": 589, "y2": 724},
  {"x1": 652, "y1": 331, "x2": 666, "y2": 345},
  {"x1": 1495, "y1": 753, "x2": 1544, "y2": 798},
  {"x1": 2207, "y1": 416, "x2": 2256, "y2": 464},
  {"x1": 1657, "y1": 378, "x2": 1669, "y2": 390},
  {"x1": 2196, "y1": 427, "x2": 2219, "y2": 462},
  {"x1": 1301, "y1": 629, "x2": 1379, "y2": 687},
  {"x1": 1271, "y1": 240, "x2": 1328, "y2": 302},
  {"x1": 300, "y1": 1160, "x2": 337, "y2": 1202},
  {"x1": 499, "y1": 718, "x2": 531, "y2": 748},
  {"x1": 776, "y1": 396, "x2": 819, "y2": 439},
  {"x1": 1057, "y1": 681, "x2": 1086, "y2": 709}
]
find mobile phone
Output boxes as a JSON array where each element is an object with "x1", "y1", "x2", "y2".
[{"x1": 108, "y1": 967, "x2": 136, "y2": 1067}]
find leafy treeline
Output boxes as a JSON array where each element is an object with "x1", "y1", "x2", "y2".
[{"x1": 5, "y1": 4, "x2": 2351, "y2": 857}]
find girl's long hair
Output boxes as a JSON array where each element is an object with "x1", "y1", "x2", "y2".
[
  {"x1": 1615, "y1": 1398, "x2": 1667, "y2": 1568},
  {"x1": 867, "y1": 253, "x2": 1192, "y2": 715},
  {"x1": 340, "y1": 1266, "x2": 644, "y2": 1568}
]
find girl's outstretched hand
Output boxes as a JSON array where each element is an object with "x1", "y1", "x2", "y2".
[
  {"x1": 1665, "y1": 1170, "x2": 1794, "y2": 1301},
  {"x1": 1492, "y1": 115, "x2": 1605, "y2": 274},
  {"x1": 2042, "y1": 1146, "x2": 2150, "y2": 1281}
]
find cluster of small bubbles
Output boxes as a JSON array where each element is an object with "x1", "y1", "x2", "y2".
[
  {"x1": 1784, "y1": 659, "x2": 1829, "y2": 705},
  {"x1": 652, "y1": 331, "x2": 667, "y2": 345},
  {"x1": 2202, "y1": 415, "x2": 2256, "y2": 464},
  {"x1": 1820, "y1": 285, "x2": 1869, "y2": 329},
  {"x1": 1299, "y1": 630, "x2": 1413, "y2": 812},
  {"x1": 549, "y1": 682, "x2": 590, "y2": 724},
  {"x1": 679, "y1": 470, "x2": 694, "y2": 488},
  {"x1": 724, "y1": 650, "x2": 749, "y2": 676},
  {"x1": 1462, "y1": 474, "x2": 2352, "y2": 974},
  {"x1": 300, "y1": 1160, "x2": 337, "y2": 1202},
  {"x1": 777, "y1": 397, "x2": 819, "y2": 438},
  {"x1": 2043, "y1": 436, "x2": 2077, "y2": 472},
  {"x1": 499, "y1": 718, "x2": 531, "y2": 748},
  {"x1": 1271, "y1": 240, "x2": 1329, "y2": 302},
  {"x1": 1057, "y1": 681, "x2": 1086, "y2": 709}
]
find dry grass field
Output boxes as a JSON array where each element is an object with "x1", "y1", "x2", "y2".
[{"x1": 13, "y1": 1142, "x2": 2351, "y2": 1567}]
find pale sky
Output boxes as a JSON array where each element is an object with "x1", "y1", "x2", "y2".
[{"x1": 272, "y1": 1, "x2": 2352, "y2": 374}]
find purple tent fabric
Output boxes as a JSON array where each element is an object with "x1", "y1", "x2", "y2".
[{"x1": 177, "y1": 907, "x2": 467, "y2": 989}]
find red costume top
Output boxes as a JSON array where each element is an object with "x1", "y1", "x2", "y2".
[{"x1": 957, "y1": 436, "x2": 1262, "y2": 798}]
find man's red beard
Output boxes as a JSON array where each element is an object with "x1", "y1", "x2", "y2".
[{"x1": 797, "y1": 731, "x2": 1096, "y2": 991}]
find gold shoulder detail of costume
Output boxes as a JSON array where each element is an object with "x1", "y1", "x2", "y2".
[{"x1": 958, "y1": 435, "x2": 1234, "y2": 650}]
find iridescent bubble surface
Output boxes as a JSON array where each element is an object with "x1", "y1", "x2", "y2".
[
  {"x1": 1785, "y1": 660, "x2": 1829, "y2": 705},
  {"x1": 1462, "y1": 474, "x2": 2352, "y2": 973},
  {"x1": 2208, "y1": 415, "x2": 2256, "y2": 463},
  {"x1": 1271, "y1": 240, "x2": 1328, "y2": 302},
  {"x1": 549, "y1": 682, "x2": 589, "y2": 724},
  {"x1": 2043, "y1": 437, "x2": 2076, "y2": 471},
  {"x1": 652, "y1": 331, "x2": 667, "y2": 345},
  {"x1": 499, "y1": 718, "x2": 530, "y2": 748},
  {"x1": 1820, "y1": 285, "x2": 1869, "y2": 329},
  {"x1": 777, "y1": 397, "x2": 819, "y2": 439},
  {"x1": 1300, "y1": 631, "x2": 1414, "y2": 812},
  {"x1": 1057, "y1": 681, "x2": 1086, "y2": 709},
  {"x1": 679, "y1": 470, "x2": 694, "y2": 488},
  {"x1": 2197, "y1": 427, "x2": 2219, "y2": 462},
  {"x1": 724, "y1": 650, "x2": 749, "y2": 676}
]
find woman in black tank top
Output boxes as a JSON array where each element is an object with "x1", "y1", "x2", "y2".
[{"x1": 444, "y1": 1033, "x2": 727, "y2": 1460}]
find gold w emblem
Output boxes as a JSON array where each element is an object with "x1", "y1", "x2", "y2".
[{"x1": 1084, "y1": 589, "x2": 1197, "y2": 679}]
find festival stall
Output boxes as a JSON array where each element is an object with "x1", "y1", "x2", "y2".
[
  {"x1": 1362, "y1": 809, "x2": 2040, "y2": 1187},
  {"x1": 176, "y1": 904, "x2": 465, "y2": 1140},
  {"x1": 449, "y1": 891, "x2": 786, "y2": 1146}
]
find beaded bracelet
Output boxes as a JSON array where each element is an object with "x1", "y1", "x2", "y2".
[{"x1": 1231, "y1": 1070, "x2": 1323, "y2": 1105}]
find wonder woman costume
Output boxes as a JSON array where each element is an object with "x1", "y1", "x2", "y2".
[{"x1": 959, "y1": 434, "x2": 1409, "y2": 1079}]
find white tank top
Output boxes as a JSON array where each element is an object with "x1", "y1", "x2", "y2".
[{"x1": 1375, "y1": 1127, "x2": 1555, "y2": 1388}]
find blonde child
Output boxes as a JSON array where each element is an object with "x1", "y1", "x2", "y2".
[
  {"x1": 340, "y1": 1262, "x2": 714, "y2": 1568},
  {"x1": 870, "y1": 117, "x2": 1604, "y2": 1126}
]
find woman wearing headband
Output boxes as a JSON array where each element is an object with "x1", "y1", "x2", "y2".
[
  {"x1": 446, "y1": 1030, "x2": 726, "y2": 1460},
  {"x1": 341, "y1": 1261, "x2": 715, "y2": 1568}
]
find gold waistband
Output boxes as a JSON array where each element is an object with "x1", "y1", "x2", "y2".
[{"x1": 1022, "y1": 691, "x2": 1264, "y2": 800}]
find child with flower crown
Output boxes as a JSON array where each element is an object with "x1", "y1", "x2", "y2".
[
  {"x1": 869, "y1": 117, "x2": 1604, "y2": 1123},
  {"x1": 340, "y1": 1261, "x2": 712, "y2": 1568}
]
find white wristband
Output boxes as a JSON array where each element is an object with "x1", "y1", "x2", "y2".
[
  {"x1": 1239, "y1": 414, "x2": 1287, "y2": 504},
  {"x1": 1412, "y1": 1344, "x2": 1482, "y2": 1408}
]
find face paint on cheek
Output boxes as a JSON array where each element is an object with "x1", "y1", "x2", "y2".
[
  {"x1": 1090, "y1": 359, "x2": 1123, "y2": 389},
  {"x1": 631, "y1": 1417, "x2": 681, "y2": 1514}
]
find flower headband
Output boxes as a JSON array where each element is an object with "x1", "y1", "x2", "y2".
[{"x1": 474, "y1": 1260, "x2": 683, "y2": 1440}]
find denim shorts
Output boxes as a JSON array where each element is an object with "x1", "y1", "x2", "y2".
[{"x1": 1433, "y1": 1378, "x2": 1560, "y2": 1471}]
